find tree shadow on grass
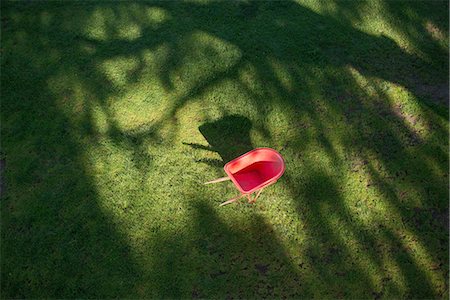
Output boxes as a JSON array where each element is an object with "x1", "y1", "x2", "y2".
[
  {"x1": 1, "y1": 0, "x2": 448, "y2": 298},
  {"x1": 0, "y1": 52, "x2": 142, "y2": 298},
  {"x1": 286, "y1": 167, "x2": 441, "y2": 298},
  {"x1": 145, "y1": 199, "x2": 316, "y2": 298}
]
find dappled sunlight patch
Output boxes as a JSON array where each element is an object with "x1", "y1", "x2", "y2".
[
  {"x1": 379, "y1": 251, "x2": 407, "y2": 297},
  {"x1": 266, "y1": 110, "x2": 312, "y2": 151},
  {"x1": 109, "y1": 86, "x2": 170, "y2": 132},
  {"x1": 296, "y1": 0, "x2": 338, "y2": 19},
  {"x1": 172, "y1": 103, "x2": 210, "y2": 142},
  {"x1": 238, "y1": 63, "x2": 267, "y2": 98},
  {"x1": 325, "y1": 214, "x2": 380, "y2": 283},
  {"x1": 289, "y1": 167, "x2": 384, "y2": 292},
  {"x1": 264, "y1": 199, "x2": 305, "y2": 240},
  {"x1": 84, "y1": 5, "x2": 168, "y2": 42},
  {"x1": 347, "y1": 65, "x2": 379, "y2": 97},
  {"x1": 280, "y1": 141, "x2": 446, "y2": 296},
  {"x1": 136, "y1": 198, "x2": 305, "y2": 298},
  {"x1": 84, "y1": 7, "x2": 114, "y2": 41},
  {"x1": 197, "y1": 78, "x2": 256, "y2": 116},
  {"x1": 99, "y1": 56, "x2": 141, "y2": 88},
  {"x1": 340, "y1": 166, "x2": 387, "y2": 223},
  {"x1": 424, "y1": 21, "x2": 447, "y2": 42},
  {"x1": 418, "y1": 153, "x2": 449, "y2": 184},
  {"x1": 81, "y1": 139, "x2": 151, "y2": 231},
  {"x1": 141, "y1": 43, "x2": 172, "y2": 66},
  {"x1": 268, "y1": 58, "x2": 294, "y2": 92},
  {"x1": 385, "y1": 83, "x2": 432, "y2": 138},
  {"x1": 116, "y1": 22, "x2": 142, "y2": 41},
  {"x1": 301, "y1": 0, "x2": 435, "y2": 55},
  {"x1": 262, "y1": 108, "x2": 294, "y2": 147},
  {"x1": 391, "y1": 228, "x2": 447, "y2": 296},
  {"x1": 79, "y1": 41, "x2": 96, "y2": 55},
  {"x1": 364, "y1": 153, "x2": 444, "y2": 209},
  {"x1": 167, "y1": 31, "x2": 242, "y2": 93},
  {"x1": 145, "y1": 7, "x2": 171, "y2": 27},
  {"x1": 346, "y1": 65, "x2": 434, "y2": 147},
  {"x1": 141, "y1": 43, "x2": 180, "y2": 91},
  {"x1": 90, "y1": 106, "x2": 110, "y2": 135}
]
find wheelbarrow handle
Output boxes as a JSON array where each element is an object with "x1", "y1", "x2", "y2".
[{"x1": 204, "y1": 176, "x2": 231, "y2": 184}]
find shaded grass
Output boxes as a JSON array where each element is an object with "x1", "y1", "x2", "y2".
[{"x1": 1, "y1": 0, "x2": 448, "y2": 298}]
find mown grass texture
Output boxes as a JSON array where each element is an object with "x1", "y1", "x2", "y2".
[{"x1": 1, "y1": 1, "x2": 449, "y2": 298}]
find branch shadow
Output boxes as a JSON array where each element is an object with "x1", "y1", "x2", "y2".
[
  {"x1": 145, "y1": 199, "x2": 313, "y2": 298},
  {"x1": 1, "y1": 26, "x2": 142, "y2": 300}
]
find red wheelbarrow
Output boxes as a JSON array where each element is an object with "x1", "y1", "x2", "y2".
[{"x1": 205, "y1": 148, "x2": 285, "y2": 206}]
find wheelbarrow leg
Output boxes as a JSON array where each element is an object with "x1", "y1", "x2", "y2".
[
  {"x1": 246, "y1": 194, "x2": 253, "y2": 203},
  {"x1": 248, "y1": 188, "x2": 264, "y2": 204},
  {"x1": 219, "y1": 193, "x2": 245, "y2": 207},
  {"x1": 204, "y1": 177, "x2": 230, "y2": 185}
]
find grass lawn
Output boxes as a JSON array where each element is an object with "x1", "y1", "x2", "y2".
[{"x1": 1, "y1": 1, "x2": 448, "y2": 298}]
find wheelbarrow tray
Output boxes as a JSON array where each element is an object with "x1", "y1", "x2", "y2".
[{"x1": 224, "y1": 148, "x2": 285, "y2": 194}]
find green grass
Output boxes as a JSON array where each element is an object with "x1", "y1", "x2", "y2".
[{"x1": 1, "y1": 1, "x2": 448, "y2": 298}]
